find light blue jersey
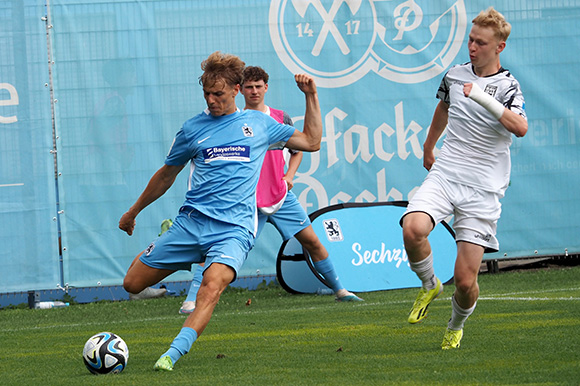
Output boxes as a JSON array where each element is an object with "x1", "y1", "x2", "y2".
[{"x1": 165, "y1": 108, "x2": 295, "y2": 234}]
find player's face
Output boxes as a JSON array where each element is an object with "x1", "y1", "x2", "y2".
[
  {"x1": 241, "y1": 80, "x2": 268, "y2": 109},
  {"x1": 203, "y1": 80, "x2": 239, "y2": 116},
  {"x1": 467, "y1": 24, "x2": 505, "y2": 73}
]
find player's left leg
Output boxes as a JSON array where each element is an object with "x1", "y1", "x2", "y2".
[
  {"x1": 442, "y1": 241, "x2": 484, "y2": 349},
  {"x1": 155, "y1": 218, "x2": 252, "y2": 371},
  {"x1": 155, "y1": 262, "x2": 235, "y2": 371},
  {"x1": 295, "y1": 225, "x2": 363, "y2": 302}
]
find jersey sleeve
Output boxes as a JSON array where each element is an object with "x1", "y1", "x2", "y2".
[
  {"x1": 266, "y1": 114, "x2": 295, "y2": 151},
  {"x1": 165, "y1": 128, "x2": 191, "y2": 166},
  {"x1": 282, "y1": 112, "x2": 294, "y2": 126},
  {"x1": 503, "y1": 79, "x2": 527, "y2": 120},
  {"x1": 281, "y1": 112, "x2": 301, "y2": 155},
  {"x1": 436, "y1": 70, "x2": 451, "y2": 105}
]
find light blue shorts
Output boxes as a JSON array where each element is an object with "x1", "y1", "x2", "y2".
[
  {"x1": 401, "y1": 171, "x2": 501, "y2": 253},
  {"x1": 140, "y1": 207, "x2": 254, "y2": 280},
  {"x1": 257, "y1": 191, "x2": 311, "y2": 240}
]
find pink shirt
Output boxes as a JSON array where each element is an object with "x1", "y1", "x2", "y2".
[{"x1": 256, "y1": 107, "x2": 290, "y2": 212}]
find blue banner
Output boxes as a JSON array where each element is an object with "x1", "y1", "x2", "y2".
[
  {"x1": 1, "y1": 0, "x2": 579, "y2": 294},
  {"x1": 0, "y1": 1, "x2": 59, "y2": 292}
]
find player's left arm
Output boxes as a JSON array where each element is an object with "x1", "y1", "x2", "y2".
[
  {"x1": 464, "y1": 83, "x2": 528, "y2": 137},
  {"x1": 285, "y1": 74, "x2": 322, "y2": 152},
  {"x1": 497, "y1": 108, "x2": 528, "y2": 137}
]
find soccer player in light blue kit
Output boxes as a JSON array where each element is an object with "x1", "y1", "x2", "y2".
[
  {"x1": 179, "y1": 66, "x2": 362, "y2": 314},
  {"x1": 118, "y1": 51, "x2": 323, "y2": 371},
  {"x1": 401, "y1": 8, "x2": 527, "y2": 349}
]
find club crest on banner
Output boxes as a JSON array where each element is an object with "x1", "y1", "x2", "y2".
[
  {"x1": 269, "y1": 0, "x2": 467, "y2": 87},
  {"x1": 323, "y1": 219, "x2": 343, "y2": 241}
]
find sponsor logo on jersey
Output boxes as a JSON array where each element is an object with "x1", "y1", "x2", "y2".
[
  {"x1": 323, "y1": 219, "x2": 343, "y2": 241},
  {"x1": 203, "y1": 145, "x2": 250, "y2": 163}
]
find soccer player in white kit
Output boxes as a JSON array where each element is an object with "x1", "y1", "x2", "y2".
[
  {"x1": 400, "y1": 7, "x2": 528, "y2": 349},
  {"x1": 119, "y1": 51, "x2": 322, "y2": 371}
]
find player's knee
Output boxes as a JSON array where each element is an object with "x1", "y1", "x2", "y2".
[
  {"x1": 402, "y1": 224, "x2": 428, "y2": 248},
  {"x1": 453, "y1": 275, "x2": 478, "y2": 295},
  {"x1": 123, "y1": 277, "x2": 142, "y2": 294},
  {"x1": 402, "y1": 213, "x2": 433, "y2": 246},
  {"x1": 198, "y1": 281, "x2": 224, "y2": 304}
]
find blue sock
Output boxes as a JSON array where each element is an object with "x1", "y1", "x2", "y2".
[
  {"x1": 313, "y1": 258, "x2": 343, "y2": 292},
  {"x1": 162, "y1": 327, "x2": 198, "y2": 364},
  {"x1": 185, "y1": 265, "x2": 203, "y2": 302}
]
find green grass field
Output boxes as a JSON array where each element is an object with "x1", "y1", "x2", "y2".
[{"x1": 1, "y1": 266, "x2": 579, "y2": 385}]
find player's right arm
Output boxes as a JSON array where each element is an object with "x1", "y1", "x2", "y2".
[
  {"x1": 285, "y1": 74, "x2": 322, "y2": 152},
  {"x1": 119, "y1": 164, "x2": 185, "y2": 235},
  {"x1": 423, "y1": 101, "x2": 449, "y2": 171}
]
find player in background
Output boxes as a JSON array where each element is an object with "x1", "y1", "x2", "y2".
[
  {"x1": 400, "y1": 7, "x2": 527, "y2": 349},
  {"x1": 178, "y1": 66, "x2": 362, "y2": 314},
  {"x1": 118, "y1": 51, "x2": 323, "y2": 371}
]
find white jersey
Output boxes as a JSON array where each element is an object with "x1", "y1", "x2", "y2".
[{"x1": 432, "y1": 63, "x2": 526, "y2": 196}]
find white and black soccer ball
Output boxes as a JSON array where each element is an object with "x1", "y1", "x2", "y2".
[{"x1": 82, "y1": 332, "x2": 129, "y2": 375}]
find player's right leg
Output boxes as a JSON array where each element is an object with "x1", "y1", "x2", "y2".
[
  {"x1": 129, "y1": 217, "x2": 174, "y2": 300},
  {"x1": 402, "y1": 212, "x2": 443, "y2": 323},
  {"x1": 123, "y1": 254, "x2": 175, "y2": 295},
  {"x1": 273, "y1": 192, "x2": 362, "y2": 302},
  {"x1": 295, "y1": 225, "x2": 363, "y2": 302}
]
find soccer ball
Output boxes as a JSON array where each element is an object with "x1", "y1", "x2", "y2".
[{"x1": 82, "y1": 332, "x2": 129, "y2": 375}]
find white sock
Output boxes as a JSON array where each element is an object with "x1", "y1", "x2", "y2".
[
  {"x1": 409, "y1": 252, "x2": 437, "y2": 290},
  {"x1": 448, "y1": 295, "x2": 476, "y2": 330}
]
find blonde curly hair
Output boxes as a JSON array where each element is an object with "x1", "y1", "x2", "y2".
[{"x1": 472, "y1": 7, "x2": 511, "y2": 42}]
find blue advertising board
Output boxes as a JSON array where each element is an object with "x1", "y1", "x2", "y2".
[{"x1": 277, "y1": 202, "x2": 456, "y2": 293}]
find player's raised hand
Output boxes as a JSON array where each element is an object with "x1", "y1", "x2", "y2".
[{"x1": 295, "y1": 74, "x2": 317, "y2": 95}]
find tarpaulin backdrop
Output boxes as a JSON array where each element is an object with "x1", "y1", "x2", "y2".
[{"x1": 1, "y1": 0, "x2": 578, "y2": 293}]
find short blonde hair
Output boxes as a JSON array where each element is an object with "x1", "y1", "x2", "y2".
[
  {"x1": 472, "y1": 7, "x2": 511, "y2": 42},
  {"x1": 199, "y1": 51, "x2": 245, "y2": 88}
]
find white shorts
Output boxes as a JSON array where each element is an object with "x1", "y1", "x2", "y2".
[{"x1": 402, "y1": 171, "x2": 501, "y2": 252}]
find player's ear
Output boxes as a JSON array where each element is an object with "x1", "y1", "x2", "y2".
[
  {"x1": 496, "y1": 41, "x2": 506, "y2": 54},
  {"x1": 264, "y1": 83, "x2": 269, "y2": 93}
]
